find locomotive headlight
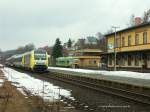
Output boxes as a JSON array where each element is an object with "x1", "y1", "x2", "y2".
[{"x1": 34, "y1": 61, "x2": 37, "y2": 65}]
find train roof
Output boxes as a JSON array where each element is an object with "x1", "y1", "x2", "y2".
[
  {"x1": 6, "y1": 50, "x2": 33, "y2": 60},
  {"x1": 56, "y1": 57, "x2": 76, "y2": 60},
  {"x1": 6, "y1": 54, "x2": 24, "y2": 60},
  {"x1": 74, "y1": 49, "x2": 103, "y2": 53},
  {"x1": 6, "y1": 49, "x2": 48, "y2": 61}
]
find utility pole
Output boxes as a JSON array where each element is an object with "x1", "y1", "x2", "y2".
[
  {"x1": 112, "y1": 26, "x2": 119, "y2": 71},
  {"x1": 42, "y1": 80, "x2": 45, "y2": 112},
  {"x1": 57, "y1": 87, "x2": 61, "y2": 112}
]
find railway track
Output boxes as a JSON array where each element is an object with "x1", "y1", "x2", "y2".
[
  {"x1": 46, "y1": 71, "x2": 150, "y2": 106},
  {"x1": 6, "y1": 67, "x2": 150, "y2": 112}
]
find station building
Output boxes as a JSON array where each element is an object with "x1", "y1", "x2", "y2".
[
  {"x1": 105, "y1": 23, "x2": 150, "y2": 71},
  {"x1": 71, "y1": 49, "x2": 103, "y2": 69}
]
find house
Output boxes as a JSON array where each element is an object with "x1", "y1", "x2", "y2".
[
  {"x1": 85, "y1": 36, "x2": 97, "y2": 45},
  {"x1": 73, "y1": 49, "x2": 103, "y2": 69}
]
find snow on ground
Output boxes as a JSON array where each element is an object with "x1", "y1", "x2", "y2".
[
  {"x1": 0, "y1": 64, "x2": 4, "y2": 67},
  {"x1": 0, "y1": 67, "x2": 4, "y2": 87},
  {"x1": 48, "y1": 67, "x2": 150, "y2": 80},
  {"x1": 3, "y1": 67, "x2": 73, "y2": 101},
  {"x1": 0, "y1": 79, "x2": 4, "y2": 87}
]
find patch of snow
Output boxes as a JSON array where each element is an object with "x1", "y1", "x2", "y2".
[
  {"x1": 0, "y1": 79, "x2": 4, "y2": 83},
  {"x1": 3, "y1": 67, "x2": 73, "y2": 101},
  {"x1": 0, "y1": 79, "x2": 4, "y2": 87},
  {"x1": 17, "y1": 88, "x2": 27, "y2": 96},
  {"x1": 48, "y1": 67, "x2": 150, "y2": 80}
]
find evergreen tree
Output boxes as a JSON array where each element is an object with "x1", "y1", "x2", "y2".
[
  {"x1": 52, "y1": 38, "x2": 63, "y2": 59},
  {"x1": 67, "y1": 38, "x2": 72, "y2": 48}
]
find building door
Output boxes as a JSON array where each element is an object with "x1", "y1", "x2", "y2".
[{"x1": 143, "y1": 53, "x2": 147, "y2": 69}]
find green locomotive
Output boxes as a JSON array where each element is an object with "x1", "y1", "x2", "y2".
[{"x1": 56, "y1": 57, "x2": 79, "y2": 68}]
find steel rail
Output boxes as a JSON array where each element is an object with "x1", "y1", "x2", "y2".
[{"x1": 48, "y1": 71, "x2": 150, "y2": 105}]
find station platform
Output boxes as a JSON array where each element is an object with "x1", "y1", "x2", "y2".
[{"x1": 48, "y1": 67, "x2": 150, "y2": 88}]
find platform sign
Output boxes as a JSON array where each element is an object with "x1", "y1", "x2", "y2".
[{"x1": 108, "y1": 44, "x2": 114, "y2": 50}]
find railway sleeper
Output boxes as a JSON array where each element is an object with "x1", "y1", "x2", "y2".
[
  {"x1": 49, "y1": 72, "x2": 150, "y2": 105},
  {"x1": 50, "y1": 74, "x2": 150, "y2": 105},
  {"x1": 60, "y1": 73, "x2": 150, "y2": 96}
]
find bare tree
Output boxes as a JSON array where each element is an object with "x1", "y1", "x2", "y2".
[
  {"x1": 75, "y1": 38, "x2": 85, "y2": 49},
  {"x1": 96, "y1": 32, "x2": 104, "y2": 40},
  {"x1": 0, "y1": 49, "x2": 2, "y2": 53},
  {"x1": 126, "y1": 14, "x2": 136, "y2": 27},
  {"x1": 96, "y1": 32, "x2": 107, "y2": 51},
  {"x1": 130, "y1": 14, "x2": 135, "y2": 26},
  {"x1": 142, "y1": 9, "x2": 150, "y2": 23},
  {"x1": 24, "y1": 43, "x2": 35, "y2": 51},
  {"x1": 104, "y1": 28, "x2": 113, "y2": 35}
]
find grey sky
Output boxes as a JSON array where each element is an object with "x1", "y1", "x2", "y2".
[{"x1": 0, "y1": 0, "x2": 150, "y2": 51}]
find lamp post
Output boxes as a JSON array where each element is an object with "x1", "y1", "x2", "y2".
[{"x1": 112, "y1": 26, "x2": 119, "y2": 71}]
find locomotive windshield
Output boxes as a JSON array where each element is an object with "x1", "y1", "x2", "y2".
[
  {"x1": 34, "y1": 50, "x2": 46, "y2": 60},
  {"x1": 34, "y1": 54, "x2": 46, "y2": 60}
]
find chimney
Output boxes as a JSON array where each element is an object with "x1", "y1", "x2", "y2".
[{"x1": 135, "y1": 17, "x2": 142, "y2": 25}]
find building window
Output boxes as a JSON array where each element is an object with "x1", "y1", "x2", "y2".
[
  {"x1": 116, "y1": 37, "x2": 119, "y2": 48},
  {"x1": 89, "y1": 60, "x2": 91, "y2": 64},
  {"x1": 89, "y1": 60, "x2": 97, "y2": 65},
  {"x1": 122, "y1": 58, "x2": 125, "y2": 66},
  {"x1": 122, "y1": 37, "x2": 125, "y2": 47},
  {"x1": 135, "y1": 55, "x2": 140, "y2": 66},
  {"x1": 143, "y1": 32, "x2": 147, "y2": 44},
  {"x1": 128, "y1": 35, "x2": 131, "y2": 46},
  {"x1": 93, "y1": 60, "x2": 97, "y2": 64},
  {"x1": 148, "y1": 55, "x2": 150, "y2": 61},
  {"x1": 128, "y1": 55, "x2": 132, "y2": 66},
  {"x1": 121, "y1": 55, "x2": 125, "y2": 66},
  {"x1": 116, "y1": 56, "x2": 119, "y2": 65},
  {"x1": 135, "y1": 34, "x2": 139, "y2": 45},
  {"x1": 115, "y1": 37, "x2": 120, "y2": 48},
  {"x1": 109, "y1": 55, "x2": 112, "y2": 65}
]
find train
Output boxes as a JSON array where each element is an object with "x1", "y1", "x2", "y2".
[
  {"x1": 56, "y1": 56, "x2": 101, "y2": 69},
  {"x1": 6, "y1": 49, "x2": 49, "y2": 71},
  {"x1": 56, "y1": 57, "x2": 79, "y2": 68}
]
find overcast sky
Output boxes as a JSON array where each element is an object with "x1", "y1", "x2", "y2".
[{"x1": 0, "y1": 0, "x2": 150, "y2": 51}]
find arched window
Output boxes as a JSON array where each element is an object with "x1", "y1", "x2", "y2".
[
  {"x1": 143, "y1": 32, "x2": 147, "y2": 44},
  {"x1": 128, "y1": 35, "x2": 131, "y2": 46},
  {"x1": 135, "y1": 34, "x2": 139, "y2": 45}
]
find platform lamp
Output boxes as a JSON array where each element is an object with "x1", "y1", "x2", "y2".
[{"x1": 112, "y1": 26, "x2": 120, "y2": 71}]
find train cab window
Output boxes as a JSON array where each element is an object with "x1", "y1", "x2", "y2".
[
  {"x1": 34, "y1": 54, "x2": 46, "y2": 60},
  {"x1": 41, "y1": 57, "x2": 46, "y2": 60}
]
